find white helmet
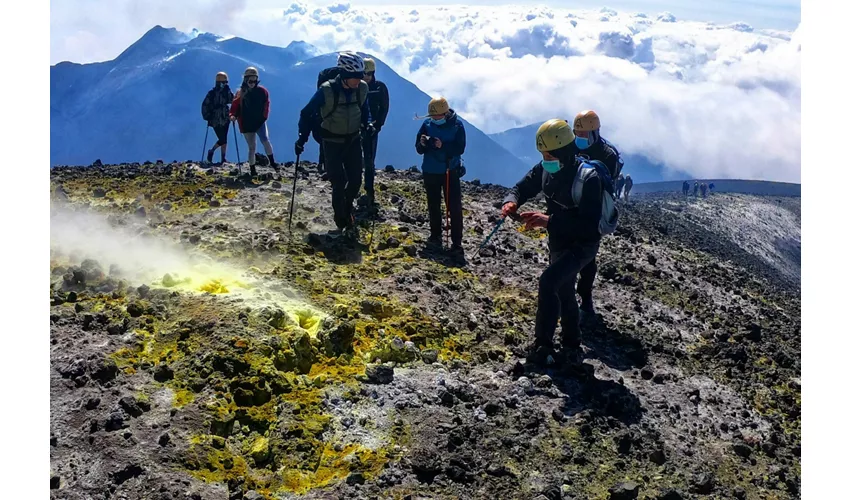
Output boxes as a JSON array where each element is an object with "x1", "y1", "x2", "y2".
[{"x1": 337, "y1": 51, "x2": 365, "y2": 75}]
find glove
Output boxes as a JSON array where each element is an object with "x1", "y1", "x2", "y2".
[
  {"x1": 366, "y1": 123, "x2": 377, "y2": 134},
  {"x1": 374, "y1": 123, "x2": 382, "y2": 133},
  {"x1": 520, "y1": 211, "x2": 549, "y2": 230},
  {"x1": 456, "y1": 165, "x2": 466, "y2": 178},
  {"x1": 501, "y1": 202, "x2": 518, "y2": 218},
  {"x1": 294, "y1": 140, "x2": 305, "y2": 156},
  {"x1": 229, "y1": 115, "x2": 237, "y2": 122}
]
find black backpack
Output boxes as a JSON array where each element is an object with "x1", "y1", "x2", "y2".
[
  {"x1": 600, "y1": 137, "x2": 625, "y2": 180},
  {"x1": 201, "y1": 90, "x2": 214, "y2": 122},
  {"x1": 317, "y1": 67, "x2": 340, "y2": 89}
]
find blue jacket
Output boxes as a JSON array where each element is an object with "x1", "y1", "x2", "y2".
[{"x1": 414, "y1": 109, "x2": 466, "y2": 174}]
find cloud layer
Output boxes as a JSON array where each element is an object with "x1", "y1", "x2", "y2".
[{"x1": 51, "y1": 1, "x2": 801, "y2": 182}]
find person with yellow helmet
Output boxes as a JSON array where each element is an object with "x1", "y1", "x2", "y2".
[
  {"x1": 201, "y1": 72, "x2": 234, "y2": 164},
  {"x1": 500, "y1": 118, "x2": 603, "y2": 368},
  {"x1": 361, "y1": 57, "x2": 390, "y2": 206},
  {"x1": 230, "y1": 66, "x2": 276, "y2": 176},
  {"x1": 572, "y1": 110, "x2": 624, "y2": 319}
]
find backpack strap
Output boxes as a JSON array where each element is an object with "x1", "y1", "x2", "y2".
[{"x1": 321, "y1": 78, "x2": 342, "y2": 121}]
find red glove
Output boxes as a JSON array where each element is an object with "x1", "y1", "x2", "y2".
[
  {"x1": 520, "y1": 211, "x2": 549, "y2": 229},
  {"x1": 501, "y1": 202, "x2": 517, "y2": 218}
]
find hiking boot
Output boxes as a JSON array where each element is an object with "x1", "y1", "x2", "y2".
[
  {"x1": 206, "y1": 148, "x2": 214, "y2": 163},
  {"x1": 221, "y1": 157, "x2": 227, "y2": 164},
  {"x1": 268, "y1": 154, "x2": 277, "y2": 168},
  {"x1": 250, "y1": 164, "x2": 258, "y2": 177},
  {"x1": 426, "y1": 235, "x2": 442, "y2": 249},
  {"x1": 526, "y1": 343, "x2": 556, "y2": 366}
]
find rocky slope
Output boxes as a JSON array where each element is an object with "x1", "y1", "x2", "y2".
[{"x1": 50, "y1": 160, "x2": 801, "y2": 500}]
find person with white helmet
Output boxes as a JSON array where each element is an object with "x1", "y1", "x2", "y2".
[
  {"x1": 572, "y1": 110, "x2": 623, "y2": 319},
  {"x1": 230, "y1": 66, "x2": 277, "y2": 176},
  {"x1": 501, "y1": 119, "x2": 603, "y2": 371},
  {"x1": 296, "y1": 51, "x2": 371, "y2": 238},
  {"x1": 201, "y1": 71, "x2": 234, "y2": 164}
]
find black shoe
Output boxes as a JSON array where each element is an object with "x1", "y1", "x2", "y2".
[
  {"x1": 250, "y1": 164, "x2": 258, "y2": 177},
  {"x1": 527, "y1": 343, "x2": 556, "y2": 366},
  {"x1": 206, "y1": 149, "x2": 214, "y2": 163},
  {"x1": 268, "y1": 154, "x2": 277, "y2": 168},
  {"x1": 426, "y1": 236, "x2": 441, "y2": 249},
  {"x1": 221, "y1": 157, "x2": 227, "y2": 164}
]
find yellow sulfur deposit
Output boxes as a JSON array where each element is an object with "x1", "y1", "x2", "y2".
[{"x1": 199, "y1": 279, "x2": 230, "y2": 294}]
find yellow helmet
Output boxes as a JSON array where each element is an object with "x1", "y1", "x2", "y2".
[
  {"x1": 536, "y1": 119, "x2": 575, "y2": 152},
  {"x1": 215, "y1": 71, "x2": 228, "y2": 82},
  {"x1": 427, "y1": 97, "x2": 450, "y2": 116},
  {"x1": 573, "y1": 110, "x2": 601, "y2": 132},
  {"x1": 243, "y1": 66, "x2": 259, "y2": 78},
  {"x1": 364, "y1": 58, "x2": 376, "y2": 73}
]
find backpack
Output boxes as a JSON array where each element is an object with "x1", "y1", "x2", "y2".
[
  {"x1": 571, "y1": 158, "x2": 620, "y2": 236},
  {"x1": 255, "y1": 153, "x2": 270, "y2": 166},
  {"x1": 600, "y1": 137, "x2": 625, "y2": 180},
  {"x1": 317, "y1": 67, "x2": 340, "y2": 89},
  {"x1": 201, "y1": 91, "x2": 214, "y2": 122}
]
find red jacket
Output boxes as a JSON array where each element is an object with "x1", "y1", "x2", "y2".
[{"x1": 230, "y1": 86, "x2": 270, "y2": 133}]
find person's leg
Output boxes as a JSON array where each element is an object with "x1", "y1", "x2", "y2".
[
  {"x1": 576, "y1": 256, "x2": 597, "y2": 313},
  {"x1": 323, "y1": 140, "x2": 348, "y2": 229},
  {"x1": 244, "y1": 132, "x2": 257, "y2": 167},
  {"x1": 342, "y1": 137, "x2": 364, "y2": 228},
  {"x1": 257, "y1": 123, "x2": 276, "y2": 166},
  {"x1": 448, "y1": 170, "x2": 463, "y2": 249},
  {"x1": 535, "y1": 243, "x2": 599, "y2": 349},
  {"x1": 362, "y1": 131, "x2": 378, "y2": 201},
  {"x1": 318, "y1": 142, "x2": 326, "y2": 174},
  {"x1": 423, "y1": 174, "x2": 443, "y2": 243}
]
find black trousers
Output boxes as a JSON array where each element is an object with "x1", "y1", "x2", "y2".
[
  {"x1": 213, "y1": 123, "x2": 230, "y2": 146},
  {"x1": 362, "y1": 130, "x2": 379, "y2": 197},
  {"x1": 576, "y1": 257, "x2": 597, "y2": 309},
  {"x1": 423, "y1": 171, "x2": 463, "y2": 247},
  {"x1": 323, "y1": 138, "x2": 363, "y2": 229},
  {"x1": 536, "y1": 242, "x2": 600, "y2": 347}
]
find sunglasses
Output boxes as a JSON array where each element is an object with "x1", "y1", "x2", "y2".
[
  {"x1": 365, "y1": 71, "x2": 375, "y2": 76},
  {"x1": 247, "y1": 79, "x2": 258, "y2": 84},
  {"x1": 217, "y1": 81, "x2": 228, "y2": 84}
]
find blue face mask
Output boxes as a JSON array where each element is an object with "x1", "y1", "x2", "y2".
[
  {"x1": 575, "y1": 137, "x2": 590, "y2": 150},
  {"x1": 542, "y1": 160, "x2": 561, "y2": 173},
  {"x1": 432, "y1": 117, "x2": 446, "y2": 125}
]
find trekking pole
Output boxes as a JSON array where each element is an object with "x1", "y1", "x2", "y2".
[
  {"x1": 471, "y1": 212, "x2": 522, "y2": 259},
  {"x1": 201, "y1": 126, "x2": 210, "y2": 164},
  {"x1": 288, "y1": 154, "x2": 300, "y2": 234},
  {"x1": 444, "y1": 167, "x2": 450, "y2": 248},
  {"x1": 232, "y1": 124, "x2": 241, "y2": 165}
]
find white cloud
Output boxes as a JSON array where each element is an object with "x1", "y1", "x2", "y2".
[{"x1": 50, "y1": 1, "x2": 800, "y2": 182}]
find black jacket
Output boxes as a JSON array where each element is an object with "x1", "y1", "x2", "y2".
[
  {"x1": 504, "y1": 160, "x2": 602, "y2": 251},
  {"x1": 366, "y1": 79, "x2": 390, "y2": 129},
  {"x1": 580, "y1": 138, "x2": 621, "y2": 180}
]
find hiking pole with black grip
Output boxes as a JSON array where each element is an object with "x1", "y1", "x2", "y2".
[
  {"x1": 288, "y1": 154, "x2": 300, "y2": 234},
  {"x1": 201, "y1": 126, "x2": 210, "y2": 164}
]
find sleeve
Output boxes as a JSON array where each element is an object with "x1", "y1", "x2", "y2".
[
  {"x1": 443, "y1": 122, "x2": 466, "y2": 157},
  {"x1": 297, "y1": 89, "x2": 326, "y2": 141},
  {"x1": 230, "y1": 91, "x2": 241, "y2": 118},
  {"x1": 201, "y1": 91, "x2": 212, "y2": 120},
  {"x1": 415, "y1": 123, "x2": 428, "y2": 155},
  {"x1": 361, "y1": 92, "x2": 372, "y2": 127},
  {"x1": 503, "y1": 164, "x2": 543, "y2": 207},
  {"x1": 378, "y1": 83, "x2": 390, "y2": 128},
  {"x1": 263, "y1": 88, "x2": 270, "y2": 120}
]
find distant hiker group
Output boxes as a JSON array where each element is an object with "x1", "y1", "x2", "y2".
[{"x1": 682, "y1": 180, "x2": 714, "y2": 198}]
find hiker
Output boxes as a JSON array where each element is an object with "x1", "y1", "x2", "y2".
[
  {"x1": 296, "y1": 51, "x2": 371, "y2": 238},
  {"x1": 415, "y1": 96, "x2": 467, "y2": 256},
  {"x1": 501, "y1": 119, "x2": 605, "y2": 365},
  {"x1": 708, "y1": 182, "x2": 715, "y2": 193},
  {"x1": 700, "y1": 182, "x2": 707, "y2": 198},
  {"x1": 230, "y1": 66, "x2": 276, "y2": 176},
  {"x1": 361, "y1": 57, "x2": 390, "y2": 205},
  {"x1": 682, "y1": 180, "x2": 690, "y2": 196},
  {"x1": 692, "y1": 182, "x2": 699, "y2": 196},
  {"x1": 624, "y1": 174, "x2": 634, "y2": 201},
  {"x1": 616, "y1": 174, "x2": 625, "y2": 199},
  {"x1": 571, "y1": 110, "x2": 624, "y2": 318},
  {"x1": 202, "y1": 72, "x2": 234, "y2": 164}
]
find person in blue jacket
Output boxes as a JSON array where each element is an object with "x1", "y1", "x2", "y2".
[{"x1": 415, "y1": 96, "x2": 467, "y2": 255}]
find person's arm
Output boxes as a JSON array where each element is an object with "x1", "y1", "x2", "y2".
[
  {"x1": 377, "y1": 83, "x2": 389, "y2": 129},
  {"x1": 230, "y1": 91, "x2": 241, "y2": 118},
  {"x1": 415, "y1": 123, "x2": 429, "y2": 155},
  {"x1": 201, "y1": 91, "x2": 213, "y2": 121},
  {"x1": 297, "y1": 89, "x2": 326, "y2": 142},
  {"x1": 361, "y1": 94, "x2": 372, "y2": 128},
  {"x1": 263, "y1": 87, "x2": 270, "y2": 120},
  {"x1": 503, "y1": 163, "x2": 543, "y2": 208}
]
